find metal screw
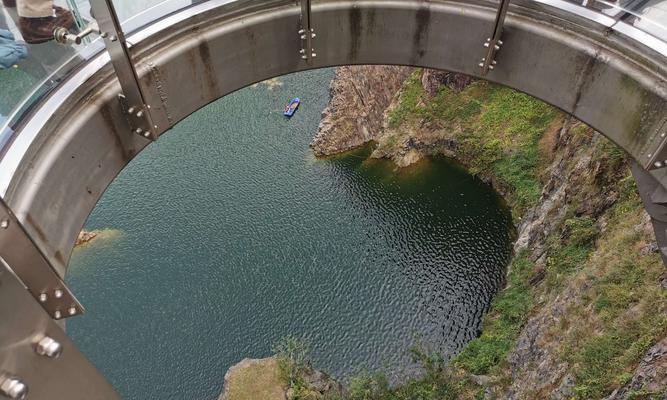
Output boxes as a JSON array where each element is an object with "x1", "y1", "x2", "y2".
[
  {"x1": 136, "y1": 110, "x2": 144, "y2": 118},
  {"x1": 54, "y1": 289, "x2": 63, "y2": 299},
  {"x1": 53, "y1": 310, "x2": 62, "y2": 319},
  {"x1": 0, "y1": 219, "x2": 8, "y2": 229},
  {"x1": 484, "y1": 42, "x2": 489, "y2": 48},
  {"x1": 648, "y1": 153, "x2": 653, "y2": 158},
  {"x1": 311, "y1": 52, "x2": 317, "y2": 58},
  {"x1": 38, "y1": 293, "x2": 47, "y2": 303},
  {"x1": 0, "y1": 377, "x2": 28, "y2": 400},
  {"x1": 478, "y1": 62, "x2": 484, "y2": 68},
  {"x1": 127, "y1": 106, "x2": 135, "y2": 114},
  {"x1": 134, "y1": 128, "x2": 143, "y2": 135},
  {"x1": 35, "y1": 336, "x2": 63, "y2": 359},
  {"x1": 143, "y1": 131, "x2": 151, "y2": 138},
  {"x1": 68, "y1": 307, "x2": 77, "y2": 316},
  {"x1": 498, "y1": 40, "x2": 503, "y2": 45},
  {"x1": 298, "y1": 29, "x2": 305, "y2": 35},
  {"x1": 654, "y1": 161, "x2": 663, "y2": 168},
  {"x1": 494, "y1": 44, "x2": 500, "y2": 50},
  {"x1": 489, "y1": 65, "x2": 495, "y2": 70},
  {"x1": 311, "y1": 32, "x2": 316, "y2": 38}
]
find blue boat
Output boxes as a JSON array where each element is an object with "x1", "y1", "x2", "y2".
[{"x1": 283, "y1": 97, "x2": 301, "y2": 117}]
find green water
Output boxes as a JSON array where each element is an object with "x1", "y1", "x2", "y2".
[{"x1": 67, "y1": 68, "x2": 513, "y2": 399}]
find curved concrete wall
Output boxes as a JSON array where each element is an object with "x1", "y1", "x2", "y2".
[{"x1": 3, "y1": 0, "x2": 667, "y2": 276}]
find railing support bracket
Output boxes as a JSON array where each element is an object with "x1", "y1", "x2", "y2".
[{"x1": 479, "y1": 0, "x2": 510, "y2": 75}]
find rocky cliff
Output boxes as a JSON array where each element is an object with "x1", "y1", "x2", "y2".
[
  {"x1": 306, "y1": 67, "x2": 667, "y2": 399},
  {"x1": 310, "y1": 66, "x2": 410, "y2": 156}
]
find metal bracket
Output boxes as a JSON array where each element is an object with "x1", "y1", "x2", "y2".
[
  {"x1": 642, "y1": 115, "x2": 667, "y2": 170},
  {"x1": 90, "y1": 0, "x2": 159, "y2": 140},
  {"x1": 479, "y1": 0, "x2": 511, "y2": 75},
  {"x1": 299, "y1": 0, "x2": 316, "y2": 63},
  {"x1": 0, "y1": 259, "x2": 120, "y2": 399},
  {"x1": 0, "y1": 198, "x2": 84, "y2": 320}
]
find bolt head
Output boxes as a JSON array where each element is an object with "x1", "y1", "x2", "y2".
[
  {"x1": 136, "y1": 110, "x2": 144, "y2": 118},
  {"x1": 483, "y1": 42, "x2": 489, "y2": 47},
  {"x1": 54, "y1": 289, "x2": 63, "y2": 299},
  {"x1": 54, "y1": 310, "x2": 62, "y2": 319},
  {"x1": 654, "y1": 161, "x2": 663, "y2": 168},
  {"x1": 35, "y1": 336, "x2": 63, "y2": 359},
  {"x1": 38, "y1": 293, "x2": 47, "y2": 303},
  {"x1": 0, "y1": 377, "x2": 28, "y2": 400},
  {"x1": 68, "y1": 307, "x2": 77, "y2": 316},
  {"x1": 0, "y1": 219, "x2": 8, "y2": 229}
]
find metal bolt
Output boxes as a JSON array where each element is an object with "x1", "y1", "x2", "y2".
[
  {"x1": 136, "y1": 110, "x2": 144, "y2": 118},
  {"x1": 54, "y1": 289, "x2": 63, "y2": 299},
  {"x1": 68, "y1": 307, "x2": 77, "y2": 316},
  {"x1": 299, "y1": 49, "x2": 306, "y2": 54},
  {"x1": 127, "y1": 106, "x2": 135, "y2": 114},
  {"x1": 298, "y1": 29, "x2": 305, "y2": 35},
  {"x1": 0, "y1": 377, "x2": 28, "y2": 400},
  {"x1": 648, "y1": 153, "x2": 653, "y2": 158},
  {"x1": 489, "y1": 65, "x2": 495, "y2": 70},
  {"x1": 498, "y1": 40, "x2": 503, "y2": 45},
  {"x1": 494, "y1": 44, "x2": 500, "y2": 50},
  {"x1": 300, "y1": 35, "x2": 306, "y2": 40},
  {"x1": 311, "y1": 52, "x2": 317, "y2": 58},
  {"x1": 143, "y1": 131, "x2": 150, "y2": 138},
  {"x1": 53, "y1": 310, "x2": 62, "y2": 319},
  {"x1": 38, "y1": 293, "x2": 47, "y2": 303},
  {"x1": 492, "y1": 60, "x2": 497, "y2": 65},
  {"x1": 100, "y1": 32, "x2": 108, "y2": 38},
  {"x1": 134, "y1": 128, "x2": 143, "y2": 135},
  {"x1": 484, "y1": 42, "x2": 489, "y2": 48},
  {"x1": 0, "y1": 219, "x2": 8, "y2": 229},
  {"x1": 301, "y1": 55, "x2": 308, "y2": 60},
  {"x1": 478, "y1": 62, "x2": 484, "y2": 68},
  {"x1": 654, "y1": 161, "x2": 663, "y2": 168},
  {"x1": 109, "y1": 35, "x2": 117, "y2": 42},
  {"x1": 35, "y1": 336, "x2": 63, "y2": 359},
  {"x1": 311, "y1": 32, "x2": 316, "y2": 38}
]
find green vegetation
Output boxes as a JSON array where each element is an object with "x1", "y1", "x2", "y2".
[
  {"x1": 453, "y1": 251, "x2": 534, "y2": 376},
  {"x1": 384, "y1": 70, "x2": 557, "y2": 216},
  {"x1": 273, "y1": 336, "x2": 316, "y2": 399}
]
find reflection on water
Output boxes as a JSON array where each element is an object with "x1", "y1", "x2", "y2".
[{"x1": 67, "y1": 68, "x2": 513, "y2": 400}]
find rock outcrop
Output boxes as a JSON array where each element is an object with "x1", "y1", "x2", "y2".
[
  {"x1": 75, "y1": 230, "x2": 98, "y2": 246},
  {"x1": 310, "y1": 66, "x2": 411, "y2": 156},
  {"x1": 219, "y1": 357, "x2": 343, "y2": 400}
]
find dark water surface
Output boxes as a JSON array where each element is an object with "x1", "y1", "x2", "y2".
[{"x1": 67, "y1": 68, "x2": 513, "y2": 400}]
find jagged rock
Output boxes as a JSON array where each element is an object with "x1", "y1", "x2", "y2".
[
  {"x1": 421, "y1": 69, "x2": 472, "y2": 96},
  {"x1": 310, "y1": 66, "x2": 411, "y2": 156},
  {"x1": 75, "y1": 230, "x2": 98, "y2": 246},
  {"x1": 605, "y1": 337, "x2": 667, "y2": 399}
]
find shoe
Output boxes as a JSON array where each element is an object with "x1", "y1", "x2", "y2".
[
  {"x1": 18, "y1": 6, "x2": 74, "y2": 44},
  {"x1": 2, "y1": 0, "x2": 16, "y2": 8}
]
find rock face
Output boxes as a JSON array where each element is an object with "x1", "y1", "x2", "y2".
[
  {"x1": 219, "y1": 358, "x2": 285, "y2": 400},
  {"x1": 75, "y1": 230, "x2": 98, "y2": 246},
  {"x1": 219, "y1": 357, "x2": 343, "y2": 400},
  {"x1": 310, "y1": 66, "x2": 411, "y2": 156},
  {"x1": 421, "y1": 69, "x2": 472, "y2": 96},
  {"x1": 606, "y1": 337, "x2": 667, "y2": 399}
]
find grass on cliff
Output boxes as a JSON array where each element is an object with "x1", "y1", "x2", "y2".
[
  {"x1": 386, "y1": 70, "x2": 557, "y2": 216},
  {"x1": 557, "y1": 177, "x2": 667, "y2": 399},
  {"x1": 452, "y1": 251, "x2": 534, "y2": 376}
]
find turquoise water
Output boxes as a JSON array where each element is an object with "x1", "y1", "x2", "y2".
[{"x1": 67, "y1": 68, "x2": 513, "y2": 399}]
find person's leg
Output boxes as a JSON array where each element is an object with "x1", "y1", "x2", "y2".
[{"x1": 16, "y1": 0, "x2": 74, "y2": 44}]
